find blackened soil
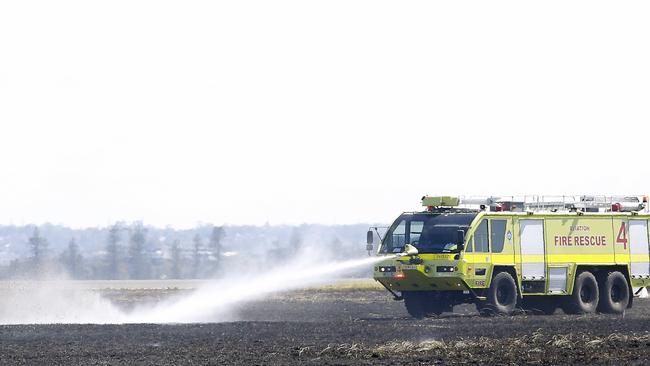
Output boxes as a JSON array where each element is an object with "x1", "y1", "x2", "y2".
[{"x1": 2, "y1": 289, "x2": 650, "y2": 365}]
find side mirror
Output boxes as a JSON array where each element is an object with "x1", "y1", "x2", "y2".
[{"x1": 366, "y1": 230, "x2": 374, "y2": 254}]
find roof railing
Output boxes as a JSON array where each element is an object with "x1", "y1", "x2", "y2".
[{"x1": 423, "y1": 195, "x2": 649, "y2": 213}]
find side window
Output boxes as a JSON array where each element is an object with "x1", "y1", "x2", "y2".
[
  {"x1": 410, "y1": 221, "x2": 424, "y2": 244},
  {"x1": 465, "y1": 236, "x2": 473, "y2": 252},
  {"x1": 490, "y1": 220, "x2": 507, "y2": 253},
  {"x1": 474, "y1": 220, "x2": 489, "y2": 253},
  {"x1": 390, "y1": 220, "x2": 406, "y2": 250}
]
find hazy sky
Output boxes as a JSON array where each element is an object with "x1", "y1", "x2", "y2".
[{"x1": 1, "y1": 1, "x2": 649, "y2": 228}]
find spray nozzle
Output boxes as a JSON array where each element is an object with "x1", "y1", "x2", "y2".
[{"x1": 396, "y1": 244, "x2": 419, "y2": 258}]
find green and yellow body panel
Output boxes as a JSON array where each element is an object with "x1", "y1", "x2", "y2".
[{"x1": 374, "y1": 211, "x2": 650, "y2": 298}]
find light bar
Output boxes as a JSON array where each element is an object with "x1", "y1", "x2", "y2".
[{"x1": 421, "y1": 196, "x2": 460, "y2": 207}]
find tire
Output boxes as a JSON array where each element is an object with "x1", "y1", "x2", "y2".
[
  {"x1": 598, "y1": 271, "x2": 630, "y2": 314},
  {"x1": 564, "y1": 271, "x2": 599, "y2": 314},
  {"x1": 403, "y1": 291, "x2": 448, "y2": 318},
  {"x1": 403, "y1": 291, "x2": 428, "y2": 318},
  {"x1": 480, "y1": 271, "x2": 518, "y2": 316}
]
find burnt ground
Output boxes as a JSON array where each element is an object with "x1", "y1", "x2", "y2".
[{"x1": 2, "y1": 288, "x2": 650, "y2": 365}]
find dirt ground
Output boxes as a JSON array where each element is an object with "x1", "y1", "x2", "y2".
[{"x1": 2, "y1": 287, "x2": 650, "y2": 365}]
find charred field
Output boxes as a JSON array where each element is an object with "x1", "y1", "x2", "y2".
[{"x1": 1, "y1": 285, "x2": 650, "y2": 365}]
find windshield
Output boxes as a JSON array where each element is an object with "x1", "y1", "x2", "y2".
[{"x1": 380, "y1": 213, "x2": 476, "y2": 254}]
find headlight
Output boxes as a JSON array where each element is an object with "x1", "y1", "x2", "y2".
[
  {"x1": 436, "y1": 266, "x2": 455, "y2": 273},
  {"x1": 377, "y1": 266, "x2": 396, "y2": 273}
]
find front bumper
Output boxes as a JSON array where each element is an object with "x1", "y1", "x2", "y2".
[{"x1": 373, "y1": 255, "x2": 470, "y2": 292}]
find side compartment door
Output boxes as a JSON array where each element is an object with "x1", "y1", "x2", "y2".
[
  {"x1": 519, "y1": 219, "x2": 546, "y2": 294},
  {"x1": 628, "y1": 219, "x2": 650, "y2": 280}
]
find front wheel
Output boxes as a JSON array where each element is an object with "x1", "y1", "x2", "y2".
[
  {"x1": 403, "y1": 291, "x2": 449, "y2": 318},
  {"x1": 403, "y1": 291, "x2": 427, "y2": 318},
  {"x1": 478, "y1": 271, "x2": 518, "y2": 316}
]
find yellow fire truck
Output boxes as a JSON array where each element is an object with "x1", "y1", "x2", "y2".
[{"x1": 369, "y1": 195, "x2": 650, "y2": 317}]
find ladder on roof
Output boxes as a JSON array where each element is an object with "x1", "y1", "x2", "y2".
[{"x1": 456, "y1": 195, "x2": 649, "y2": 213}]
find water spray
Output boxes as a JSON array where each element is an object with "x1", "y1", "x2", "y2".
[
  {"x1": 0, "y1": 254, "x2": 392, "y2": 324},
  {"x1": 127, "y1": 255, "x2": 389, "y2": 323}
]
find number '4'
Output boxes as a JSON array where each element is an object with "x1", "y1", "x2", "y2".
[{"x1": 616, "y1": 222, "x2": 628, "y2": 250}]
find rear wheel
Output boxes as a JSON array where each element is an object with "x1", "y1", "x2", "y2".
[
  {"x1": 598, "y1": 271, "x2": 630, "y2": 314},
  {"x1": 563, "y1": 271, "x2": 599, "y2": 314},
  {"x1": 478, "y1": 271, "x2": 517, "y2": 316}
]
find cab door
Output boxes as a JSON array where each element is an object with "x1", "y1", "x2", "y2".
[
  {"x1": 471, "y1": 219, "x2": 491, "y2": 287},
  {"x1": 490, "y1": 217, "x2": 514, "y2": 265}
]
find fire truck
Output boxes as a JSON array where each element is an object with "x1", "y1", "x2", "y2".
[{"x1": 368, "y1": 195, "x2": 650, "y2": 317}]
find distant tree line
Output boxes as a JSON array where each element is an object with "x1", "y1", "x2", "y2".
[
  {"x1": 0, "y1": 222, "x2": 371, "y2": 280},
  {"x1": 1, "y1": 223, "x2": 226, "y2": 280}
]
